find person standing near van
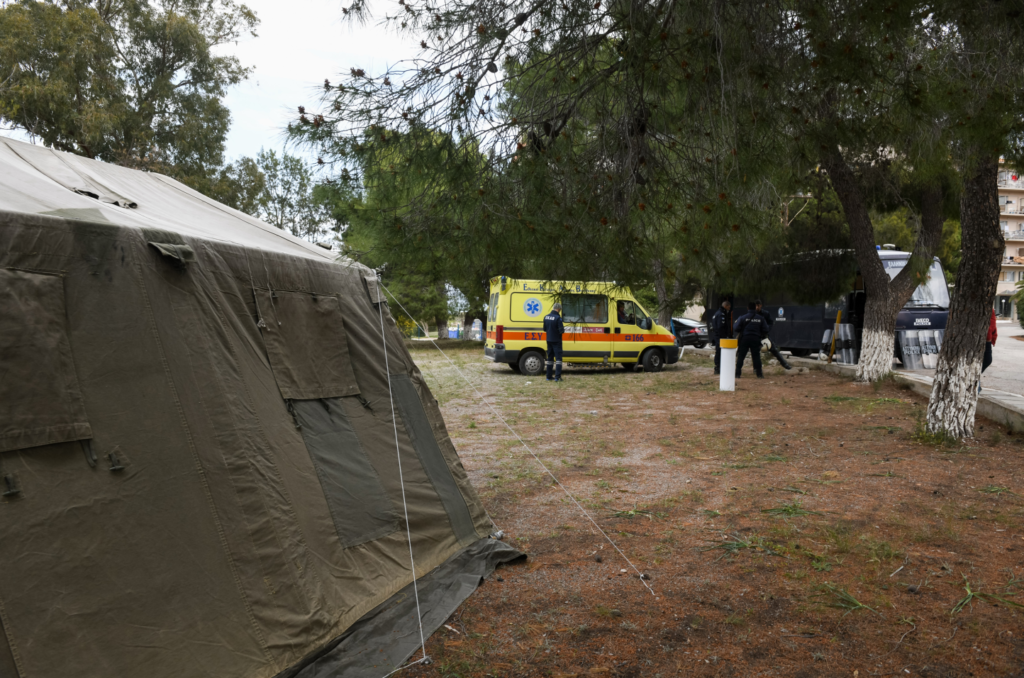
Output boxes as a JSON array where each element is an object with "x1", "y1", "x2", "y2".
[
  {"x1": 710, "y1": 299, "x2": 732, "y2": 375},
  {"x1": 733, "y1": 301, "x2": 768, "y2": 379},
  {"x1": 544, "y1": 303, "x2": 566, "y2": 382},
  {"x1": 755, "y1": 300, "x2": 792, "y2": 370}
]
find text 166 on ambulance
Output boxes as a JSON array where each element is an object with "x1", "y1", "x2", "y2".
[{"x1": 484, "y1": 277, "x2": 680, "y2": 376}]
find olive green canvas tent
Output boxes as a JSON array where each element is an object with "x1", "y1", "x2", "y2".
[{"x1": 0, "y1": 137, "x2": 519, "y2": 678}]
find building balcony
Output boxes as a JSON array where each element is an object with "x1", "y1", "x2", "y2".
[
  {"x1": 998, "y1": 179, "x2": 1024, "y2": 189},
  {"x1": 1007, "y1": 230, "x2": 1024, "y2": 241}
]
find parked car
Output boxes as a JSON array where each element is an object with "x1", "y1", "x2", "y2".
[{"x1": 671, "y1": 317, "x2": 708, "y2": 348}]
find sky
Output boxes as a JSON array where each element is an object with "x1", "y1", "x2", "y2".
[{"x1": 219, "y1": 0, "x2": 415, "y2": 162}]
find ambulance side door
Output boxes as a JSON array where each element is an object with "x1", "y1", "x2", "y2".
[
  {"x1": 611, "y1": 299, "x2": 642, "y2": 361},
  {"x1": 562, "y1": 293, "x2": 611, "y2": 362}
]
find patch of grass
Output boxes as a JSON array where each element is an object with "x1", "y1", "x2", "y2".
[
  {"x1": 701, "y1": 509, "x2": 721, "y2": 517},
  {"x1": 911, "y1": 420, "x2": 957, "y2": 447},
  {"x1": 812, "y1": 583, "x2": 879, "y2": 617},
  {"x1": 951, "y1": 575, "x2": 1024, "y2": 616},
  {"x1": 811, "y1": 556, "x2": 832, "y2": 572},
  {"x1": 467, "y1": 421, "x2": 477, "y2": 429},
  {"x1": 775, "y1": 486, "x2": 807, "y2": 495},
  {"x1": 702, "y1": 534, "x2": 784, "y2": 559},
  {"x1": 594, "y1": 605, "x2": 623, "y2": 618},
  {"x1": 865, "y1": 539, "x2": 903, "y2": 563},
  {"x1": 825, "y1": 395, "x2": 858, "y2": 403},
  {"x1": 821, "y1": 523, "x2": 855, "y2": 554},
  {"x1": 978, "y1": 485, "x2": 1015, "y2": 496},
  {"x1": 724, "y1": 612, "x2": 748, "y2": 627},
  {"x1": 673, "y1": 490, "x2": 704, "y2": 504},
  {"x1": 761, "y1": 501, "x2": 822, "y2": 517},
  {"x1": 609, "y1": 506, "x2": 661, "y2": 520}
]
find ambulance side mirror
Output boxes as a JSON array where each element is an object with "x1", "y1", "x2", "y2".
[{"x1": 639, "y1": 318, "x2": 652, "y2": 330}]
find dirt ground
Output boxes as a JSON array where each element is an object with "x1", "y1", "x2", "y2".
[{"x1": 403, "y1": 341, "x2": 1024, "y2": 678}]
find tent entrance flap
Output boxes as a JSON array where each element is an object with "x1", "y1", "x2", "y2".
[
  {"x1": 390, "y1": 374, "x2": 477, "y2": 544},
  {"x1": 291, "y1": 398, "x2": 399, "y2": 549}
]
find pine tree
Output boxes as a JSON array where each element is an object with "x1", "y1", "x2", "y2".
[
  {"x1": 288, "y1": 0, "x2": 799, "y2": 307},
  {"x1": 924, "y1": 0, "x2": 1024, "y2": 439}
]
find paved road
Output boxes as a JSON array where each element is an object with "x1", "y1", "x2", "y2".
[
  {"x1": 894, "y1": 321, "x2": 1024, "y2": 397},
  {"x1": 981, "y1": 321, "x2": 1024, "y2": 396}
]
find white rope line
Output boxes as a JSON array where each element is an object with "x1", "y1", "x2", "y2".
[
  {"x1": 379, "y1": 282, "x2": 656, "y2": 598},
  {"x1": 375, "y1": 282, "x2": 430, "y2": 671}
]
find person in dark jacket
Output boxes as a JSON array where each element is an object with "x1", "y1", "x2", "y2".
[
  {"x1": 733, "y1": 301, "x2": 769, "y2": 378},
  {"x1": 983, "y1": 308, "x2": 997, "y2": 374},
  {"x1": 979, "y1": 308, "x2": 997, "y2": 393},
  {"x1": 710, "y1": 299, "x2": 732, "y2": 375},
  {"x1": 544, "y1": 303, "x2": 566, "y2": 381},
  {"x1": 755, "y1": 300, "x2": 792, "y2": 370}
]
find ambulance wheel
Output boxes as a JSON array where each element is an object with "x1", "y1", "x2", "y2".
[
  {"x1": 641, "y1": 349, "x2": 664, "y2": 373},
  {"x1": 518, "y1": 351, "x2": 545, "y2": 376}
]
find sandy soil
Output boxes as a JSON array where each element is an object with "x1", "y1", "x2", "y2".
[{"x1": 404, "y1": 342, "x2": 1024, "y2": 678}]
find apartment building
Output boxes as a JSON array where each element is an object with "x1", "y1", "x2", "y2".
[{"x1": 997, "y1": 164, "x2": 1024, "y2": 321}]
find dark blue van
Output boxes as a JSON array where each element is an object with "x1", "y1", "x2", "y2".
[{"x1": 726, "y1": 250, "x2": 949, "y2": 362}]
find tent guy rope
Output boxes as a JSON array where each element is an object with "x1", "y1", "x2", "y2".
[
  {"x1": 378, "y1": 280, "x2": 657, "y2": 598},
  {"x1": 376, "y1": 290, "x2": 431, "y2": 672}
]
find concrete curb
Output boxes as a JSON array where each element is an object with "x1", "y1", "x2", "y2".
[{"x1": 682, "y1": 346, "x2": 1024, "y2": 433}]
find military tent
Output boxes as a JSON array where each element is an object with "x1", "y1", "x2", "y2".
[{"x1": 0, "y1": 136, "x2": 520, "y2": 678}]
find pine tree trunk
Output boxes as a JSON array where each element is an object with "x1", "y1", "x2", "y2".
[
  {"x1": 464, "y1": 308, "x2": 486, "y2": 339},
  {"x1": 653, "y1": 260, "x2": 672, "y2": 328},
  {"x1": 926, "y1": 154, "x2": 1004, "y2": 438},
  {"x1": 822, "y1": 150, "x2": 944, "y2": 382}
]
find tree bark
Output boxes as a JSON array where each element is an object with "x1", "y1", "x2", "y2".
[
  {"x1": 926, "y1": 153, "x2": 1004, "y2": 438},
  {"x1": 821, "y1": 149, "x2": 944, "y2": 382},
  {"x1": 652, "y1": 258, "x2": 673, "y2": 328}
]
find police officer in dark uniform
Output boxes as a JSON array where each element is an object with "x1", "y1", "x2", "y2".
[
  {"x1": 543, "y1": 303, "x2": 565, "y2": 381},
  {"x1": 755, "y1": 300, "x2": 792, "y2": 370},
  {"x1": 733, "y1": 301, "x2": 768, "y2": 378},
  {"x1": 710, "y1": 299, "x2": 732, "y2": 375}
]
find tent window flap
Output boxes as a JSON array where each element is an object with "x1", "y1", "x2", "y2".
[
  {"x1": 0, "y1": 269, "x2": 92, "y2": 453},
  {"x1": 258, "y1": 291, "x2": 360, "y2": 400},
  {"x1": 291, "y1": 398, "x2": 398, "y2": 548}
]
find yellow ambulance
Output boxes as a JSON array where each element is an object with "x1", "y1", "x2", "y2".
[{"x1": 483, "y1": 277, "x2": 680, "y2": 375}]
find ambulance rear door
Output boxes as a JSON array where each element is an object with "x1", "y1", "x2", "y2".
[{"x1": 561, "y1": 292, "x2": 611, "y2": 362}]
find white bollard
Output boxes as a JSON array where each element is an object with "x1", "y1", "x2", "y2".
[{"x1": 719, "y1": 338, "x2": 737, "y2": 391}]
